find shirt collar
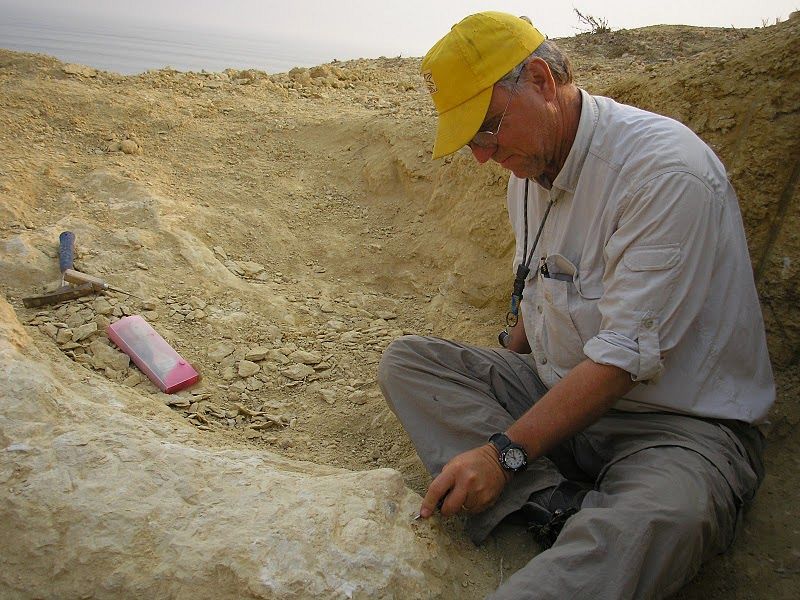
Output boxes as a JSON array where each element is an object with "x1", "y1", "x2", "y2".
[{"x1": 551, "y1": 89, "x2": 599, "y2": 193}]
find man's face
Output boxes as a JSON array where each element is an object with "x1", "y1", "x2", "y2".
[{"x1": 468, "y1": 62, "x2": 560, "y2": 183}]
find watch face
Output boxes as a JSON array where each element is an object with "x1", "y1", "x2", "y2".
[{"x1": 503, "y1": 447, "x2": 527, "y2": 470}]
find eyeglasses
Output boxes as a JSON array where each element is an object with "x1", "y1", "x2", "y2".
[{"x1": 468, "y1": 72, "x2": 521, "y2": 151}]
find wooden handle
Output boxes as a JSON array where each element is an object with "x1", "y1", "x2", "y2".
[
  {"x1": 63, "y1": 269, "x2": 106, "y2": 289},
  {"x1": 23, "y1": 283, "x2": 95, "y2": 308}
]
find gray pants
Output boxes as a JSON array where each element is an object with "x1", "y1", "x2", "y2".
[{"x1": 378, "y1": 336, "x2": 764, "y2": 600}]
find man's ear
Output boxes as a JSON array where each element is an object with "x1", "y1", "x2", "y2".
[{"x1": 523, "y1": 57, "x2": 557, "y2": 101}]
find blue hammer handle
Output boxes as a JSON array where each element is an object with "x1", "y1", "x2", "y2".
[{"x1": 59, "y1": 231, "x2": 75, "y2": 273}]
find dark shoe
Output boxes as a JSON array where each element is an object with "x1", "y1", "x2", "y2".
[{"x1": 521, "y1": 480, "x2": 591, "y2": 549}]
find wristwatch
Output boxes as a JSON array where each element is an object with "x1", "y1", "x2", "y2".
[{"x1": 489, "y1": 432, "x2": 528, "y2": 473}]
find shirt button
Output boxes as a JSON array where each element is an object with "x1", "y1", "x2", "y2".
[
  {"x1": 540, "y1": 357, "x2": 548, "y2": 365},
  {"x1": 644, "y1": 319, "x2": 654, "y2": 328}
]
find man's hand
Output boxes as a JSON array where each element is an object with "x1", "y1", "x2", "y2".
[
  {"x1": 418, "y1": 444, "x2": 511, "y2": 519},
  {"x1": 505, "y1": 312, "x2": 531, "y2": 354}
]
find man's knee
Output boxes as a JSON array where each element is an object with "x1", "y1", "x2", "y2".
[
  {"x1": 658, "y1": 480, "x2": 736, "y2": 556},
  {"x1": 645, "y1": 498, "x2": 715, "y2": 550},
  {"x1": 377, "y1": 335, "x2": 429, "y2": 387},
  {"x1": 595, "y1": 471, "x2": 736, "y2": 562},
  {"x1": 377, "y1": 335, "x2": 433, "y2": 410}
]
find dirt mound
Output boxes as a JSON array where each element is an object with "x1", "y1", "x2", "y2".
[{"x1": 1, "y1": 17, "x2": 798, "y2": 598}]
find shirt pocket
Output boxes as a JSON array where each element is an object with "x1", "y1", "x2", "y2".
[
  {"x1": 617, "y1": 243, "x2": 682, "y2": 309},
  {"x1": 540, "y1": 254, "x2": 603, "y2": 372},
  {"x1": 622, "y1": 244, "x2": 680, "y2": 271}
]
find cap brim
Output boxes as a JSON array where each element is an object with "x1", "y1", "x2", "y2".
[{"x1": 431, "y1": 85, "x2": 494, "y2": 159}]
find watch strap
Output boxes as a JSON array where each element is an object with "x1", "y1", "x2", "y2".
[{"x1": 489, "y1": 432, "x2": 513, "y2": 453}]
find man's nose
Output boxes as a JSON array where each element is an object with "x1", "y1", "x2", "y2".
[{"x1": 470, "y1": 144, "x2": 495, "y2": 164}]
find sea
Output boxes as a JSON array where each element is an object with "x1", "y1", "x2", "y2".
[{"x1": 0, "y1": 12, "x2": 368, "y2": 75}]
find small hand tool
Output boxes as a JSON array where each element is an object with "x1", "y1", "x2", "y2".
[
  {"x1": 62, "y1": 269, "x2": 143, "y2": 300},
  {"x1": 22, "y1": 231, "x2": 143, "y2": 308},
  {"x1": 413, "y1": 497, "x2": 448, "y2": 520},
  {"x1": 22, "y1": 231, "x2": 97, "y2": 307}
]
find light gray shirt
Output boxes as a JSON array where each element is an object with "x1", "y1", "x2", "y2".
[{"x1": 507, "y1": 90, "x2": 774, "y2": 424}]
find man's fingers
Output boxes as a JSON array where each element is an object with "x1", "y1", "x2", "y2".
[
  {"x1": 421, "y1": 472, "x2": 470, "y2": 518},
  {"x1": 420, "y1": 471, "x2": 454, "y2": 518},
  {"x1": 438, "y1": 484, "x2": 468, "y2": 517}
]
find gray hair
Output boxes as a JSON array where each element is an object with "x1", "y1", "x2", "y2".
[{"x1": 497, "y1": 40, "x2": 574, "y2": 87}]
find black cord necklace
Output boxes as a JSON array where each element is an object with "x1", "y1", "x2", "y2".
[{"x1": 499, "y1": 178, "x2": 556, "y2": 346}]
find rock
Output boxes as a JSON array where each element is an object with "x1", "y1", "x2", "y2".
[
  {"x1": 0, "y1": 296, "x2": 466, "y2": 598},
  {"x1": 65, "y1": 313, "x2": 86, "y2": 329},
  {"x1": 123, "y1": 372, "x2": 145, "y2": 387},
  {"x1": 245, "y1": 346, "x2": 271, "y2": 361},
  {"x1": 94, "y1": 298, "x2": 114, "y2": 316},
  {"x1": 141, "y1": 300, "x2": 159, "y2": 311},
  {"x1": 188, "y1": 297, "x2": 207, "y2": 310},
  {"x1": 237, "y1": 261, "x2": 265, "y2": 276},
  {"x1": 104, "y1": 367, "x2": 124, "y2": 381},
  {"x1": 268, "y1": 349, "x2": 291, "y2": 365},
  {"x1": 278, "y1": 343, "x2": 297, "y2": 355},
  {"x1": 246, "y1": 377, "x2": 264, "y2": 391},
  {"x1": 351, "y1": 390, "x2": 368, "y2": 405},
  {"x1": 141, "y1": 311, "x2": 159, "y2": 322},
  {"x1": 340, "y1": 330, "x2": 361, "y2": 343},
  {"x1": 238, "y1": 360, "x2": 260, "y2": 377},
  {"x1": 164, "y1": 396, "x2": 191, "y2": 408},
  {"x1": 121, "y1": 139, "x2": 141, "y2": 155},
  {"x1": 93, "y1": 311, "x2": 110, "y2": 328},
  {"x1": 318, "y1": 389, "x2": 337, "y2": 404},
  {"x1": 56, "y1": 328, "x2": 73, "y2": 344},
  {"x1": 89, "y1": 339, "x2": 130, "y2": 372},
  {"x1": 326, "y1": 320, "x2": 347, "y2": 331},
  {"x1": 207, "y1": 341, "x2": 235, "y2": 362},
  {"x1": 72, "y1": 323, "x2": 98, "y2": 343},
  {"x1": 74, "y1": 353, "x2": 93, "y2": 365},
  {"x1": 282, "y1": 364, "x2": 315, "y2": 381},
  {"x1": 224, "y1": 260, "x2": 244, "y2": 275},
  {"x1": 40, "y1": 323, "x2": 58, "y2": 340},
  {"x1": 243, "y1": 427, "x2": 262, "y2": 439},
  {"x1": 376, "y1": 310, "x2": 397, "y2": 320},
  {"x1": 288, "y1": 349, "x2": 322, "y2": 365}
]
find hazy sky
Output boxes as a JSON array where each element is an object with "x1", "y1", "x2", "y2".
[{"x1": 1, "y1": 0, "x2": 797, "y2": 58}]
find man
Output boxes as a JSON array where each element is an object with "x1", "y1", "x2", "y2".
[{"x1": 378, "y1": 11, "x2": 775, "y2": 600}]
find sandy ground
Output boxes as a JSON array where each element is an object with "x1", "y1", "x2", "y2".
[{"x1": 1, "y1": 17, "x2": 798, "y2": 599}]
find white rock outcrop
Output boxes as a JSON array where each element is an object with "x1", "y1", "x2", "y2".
[{"x1": 0, "y1": 297, "x2": 459, "y2": 599}]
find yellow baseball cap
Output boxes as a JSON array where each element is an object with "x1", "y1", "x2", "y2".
[{"x1": 421, "y1": 12, "x2": 545, "y2": 158}]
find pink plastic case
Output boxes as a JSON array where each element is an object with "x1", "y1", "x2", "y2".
[{"x1": 107, "y1": 315, "x2": 199, "y2": 393}]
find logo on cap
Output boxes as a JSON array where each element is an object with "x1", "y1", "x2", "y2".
[{"x1": 422, "y1": 70, "x2": 438, "y2": 95}]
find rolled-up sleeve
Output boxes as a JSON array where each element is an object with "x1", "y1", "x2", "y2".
[{"x1": 583, "y1": 171, "x2": 722, "y2": 382}]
